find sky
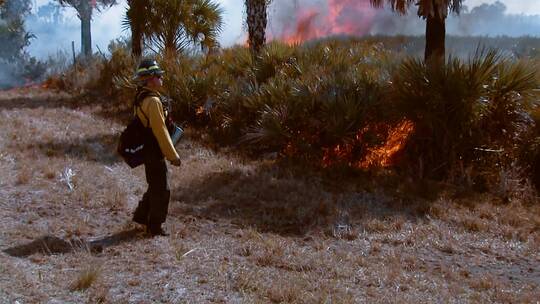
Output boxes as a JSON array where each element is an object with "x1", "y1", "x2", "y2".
[{"x1": 25, "y1": 0, "x2": 540, "y2": 59}]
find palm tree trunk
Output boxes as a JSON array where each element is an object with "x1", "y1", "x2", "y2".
[
  {"x1": 245, "y1": 0, "x2": 267, "y2": 56},
  {"x1": 80, "y1": 0, "x2": 92, "y2": 57},
  {"x1": 424, "y1": 14, "x2": 445, "y2": 64},
  {"x1": 132, "y1": 23, "x2": 143, "y2": 57},
  {"x1": 128, "y1": 0, "x2": 144, "y2": 58}
]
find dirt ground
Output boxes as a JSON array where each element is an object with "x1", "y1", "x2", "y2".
[{"x1": 0, "y1": 88, "x2": 539, "y2": 303}]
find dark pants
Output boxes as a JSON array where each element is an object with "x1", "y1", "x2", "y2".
[{"x1": 133, "y1": 141, "x2": 170, "y2": 227}]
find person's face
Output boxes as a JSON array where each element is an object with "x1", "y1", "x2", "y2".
[{"x1": 147, "y1": 74, "x2": 163, "y2": 89}]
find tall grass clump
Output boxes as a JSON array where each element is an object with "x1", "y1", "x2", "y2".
[
  {"x1": 392, "y1": 49, "x2": 538, "y2": 182},
  {"x1": 95, "y1": 39, "x2": 136, "y2": 99},
  {"x1": 70, "y1": 263, "x2": 102, "y2": 291}
]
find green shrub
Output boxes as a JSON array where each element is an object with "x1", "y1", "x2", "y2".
[
  {"x1": 202, "y1": 41, "x2": 396, "y2": 160},
  {"x1": 392, "y1": 50, "x2": 538, "y2": 179}
]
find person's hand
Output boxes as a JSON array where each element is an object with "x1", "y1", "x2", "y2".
[{"x1": 170, "y1": 158, "x2": 182, "y2": 167}]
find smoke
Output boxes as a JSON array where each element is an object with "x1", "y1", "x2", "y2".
[
  {"x1": 25, "y1": 2, "x2": 78, "y2": 59},
  {"x1": 267, "y1": 0, "x2": 378, "y2": 43},
  {"x1": 267, "y1": 0, "x2": 540, "y2": 40},
  {"x1": 25, "y1": 0, "x2": 127, "y2": 60},
  {"x1": 448, "y1": 2, "x2": 540, "y2": 37},
  {"x1": 218, "y1": 0, "x2": 245, "y2": 46},
  {"x1": 19, "y1": 0, "x2": 540, "y2": 61}
]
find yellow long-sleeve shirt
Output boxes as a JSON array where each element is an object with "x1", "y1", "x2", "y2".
[{"x1": 135, "y1": 94, "x2": 180, "y2": 161}]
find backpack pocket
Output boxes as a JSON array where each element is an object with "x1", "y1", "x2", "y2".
[{"x1": 117, "y1": 119, "x2": 146, "y2": 168}]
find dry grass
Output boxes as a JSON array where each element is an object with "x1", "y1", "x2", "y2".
[
  {"x1": 70, "y1": 262, "x2": 102, "y2": 291},
  {"x1": 0, "y1": 88, "x2": 538, "y2": 303}
]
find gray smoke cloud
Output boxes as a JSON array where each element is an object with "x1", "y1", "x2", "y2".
[
  {"x1": 25, "y1": 0, "x2": 127, "y2": 60},
  {"x1": 25, "y1": 2, "x2": 80, "y2": 59},
  {"x1": 20, "y1": 0, "x2": 540, "y2": 61},
  {"x1": 448, "y1": 2, "x2": 540, "y2": 36},
  {"x1": 268, "y1": 0, "x2": 540, "y2": 38}
]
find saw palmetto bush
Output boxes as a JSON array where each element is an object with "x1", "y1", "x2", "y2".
[
  {"x1": 50, "y1": 35, "x2": 540, "y2": 188},
  {"x1": 163, "y1": 41, "x2": 397, "y2": 162},
  {"x1": 241, "y1": 42, "x2": 395, "y2": 160},
  {"x1": 520, "y1": 71, "x2": 540, "y2": 190},
  {"x1": 523, "y1": 129, "x2": 540, "y2": 190},
  {"x1": 156, "y1": 44, "x2": 245, "y2": 128},
  {"x1": 162, "y1": 44, "x2": 289, "y2": 142},
  {"x1": 392, "y1": 49, "x2": 538, "y2": 180}
]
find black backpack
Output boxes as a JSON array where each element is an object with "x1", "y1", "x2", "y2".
[{"x1": 117, "y1": 90, "x2": 183, "y2": 168}]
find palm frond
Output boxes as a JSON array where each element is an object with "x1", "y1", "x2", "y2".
[
  {"x1": 369, "y1": 0, "x2": 416, "y2": 14},
  {"x1": 370, "y1": 0, "x2": 463, "y2": 17},
  {"x1": 142, "y1": 0, "x2": 223, "y2": 56}
]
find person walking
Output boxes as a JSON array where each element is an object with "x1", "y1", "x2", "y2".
[{"x1": 131, "y1": 59, "x2": 181, "y2": 236}]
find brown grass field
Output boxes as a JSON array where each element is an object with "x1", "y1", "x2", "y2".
[{"x1": 0, "y1": 88, "x2": 539, "y2": 303}]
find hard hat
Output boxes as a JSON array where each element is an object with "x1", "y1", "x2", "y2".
[{"x1": 134, "y1": 59, "x2": 164, "y2": 79}]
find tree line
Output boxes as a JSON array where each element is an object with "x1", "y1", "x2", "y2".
[
  {"x1": 127, "y1": 0, "x2": 463, "y2": 64},
  {"x1": 0, "y1": 0, "x2": 477, "y2": 64}
]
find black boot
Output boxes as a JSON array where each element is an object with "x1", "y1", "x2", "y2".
[
  {"x1": 133, "y1": 193, "x2": 150, "y2": 226},
  {"x1": 148, "y1": 223, "x2": 169, "y2": 237},
  {"x1": 132, "y1": 213, "x2": 148, "y2": 226}
]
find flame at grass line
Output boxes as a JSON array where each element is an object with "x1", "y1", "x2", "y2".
[
  {"x1": 359, "y1": 120, "x2": 414, "y2": 168},
  {"x1": 238, "y1": 1, "x2": 377, "y2": 46},
  {"x1": 322, "y1": 120, "x2": 415, "y2": 169},
  {"x1": 2, "y1": 78, "x2": 50, "y2": 92}
]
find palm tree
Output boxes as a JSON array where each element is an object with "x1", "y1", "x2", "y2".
[
  {"x1": 370, "y1": 0, "x2": 462, "y2": 63},
  {"x1": 57, "y1": 0, "x2": 117, "y2": 57},
  {"x1": 127, "y1": 0, "x2": 222, "y2": 59},
  {"x1": 125, "y1": 0, "x2": 149, "y2": 58},
  {"x1": 245, "y1": 0, "x2": 269, "y2": 56}
]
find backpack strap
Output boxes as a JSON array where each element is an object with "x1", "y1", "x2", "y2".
[{"x1": 134, "y1": 88, "x2": 160, "y2": 128}]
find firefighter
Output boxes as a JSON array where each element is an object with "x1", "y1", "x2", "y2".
[{"x1": 131, "y1": 59, "x2": 181, "y2": 236}]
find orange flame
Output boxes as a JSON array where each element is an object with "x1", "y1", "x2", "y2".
[
  {"x1": 358, "y1": 120, "x2": 414, "y2": 168},
  {"x1": 41, "y1": 77, "x2": 64, "y2": 90},
  {"x1": 196, "y1": 106, "x2": 205, "y2": 115},
  {"x1": 273, "y1": 0, "x2": 377, "y2": 44},
  {"x1": 283, "y1": 9, "x2": 321, "y2": 44},
  {"x1": 322, "y1": 120, "x2": 415, "y2": 169}
]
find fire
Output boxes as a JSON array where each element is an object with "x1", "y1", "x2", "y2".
[
  {"x1": 359, "y1": 120, "x2": 414, "y2": 168},
  {"x1": 41, "y1": 77, "x2": 64, "y2": 90},
  {"x1": 196, "y1": 106, "x2": 205, "y2": 115},
  {"x1": 283, "y1": 9, "x2": 320, "y2": 44},
  {"x1": 322, "y1": 120, "x2": 415, "y2": 169},
  {"x1": 272, "y1": 0, "x2": 377, "y2": 44}
]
